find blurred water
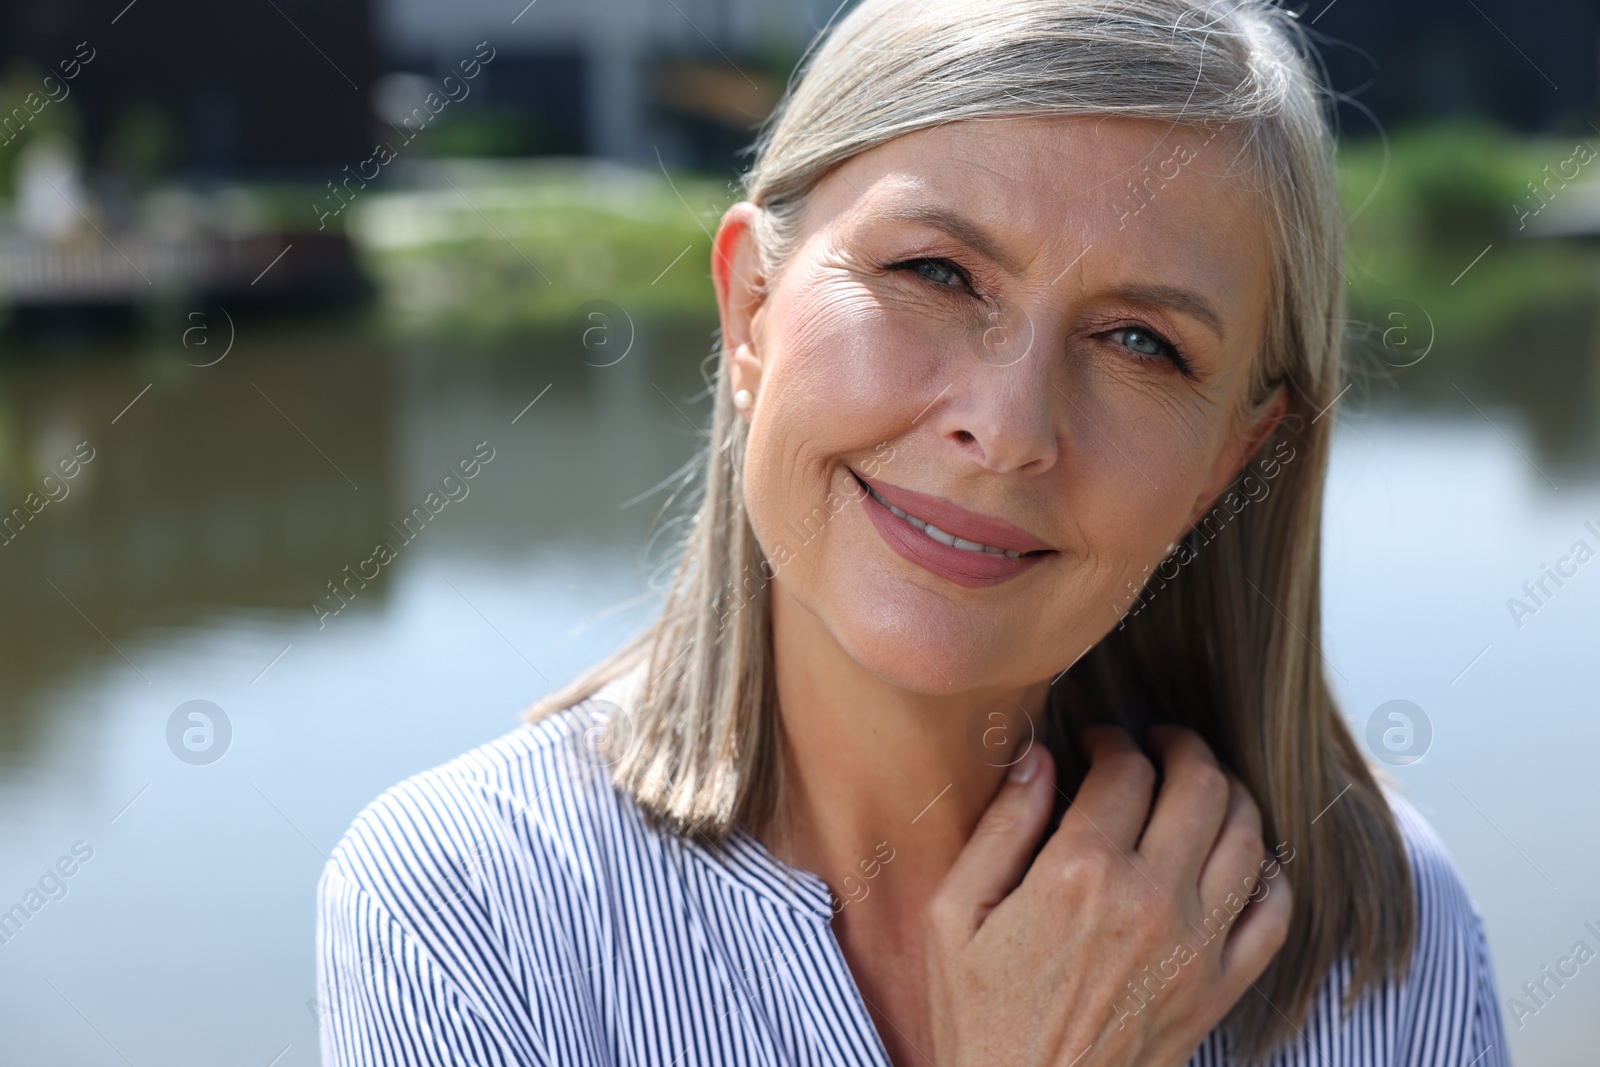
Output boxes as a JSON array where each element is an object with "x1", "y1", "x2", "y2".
[{"x1": 0, "y1": 295, "x2": 1594, "y2": 1064}]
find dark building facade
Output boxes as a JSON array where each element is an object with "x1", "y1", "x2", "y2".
[
  {"x1": 1306, "y1": 0, "x2": 1596, "y2": 135},
  {"x1": 0, "y1": 0, "x2": 380, "y2": 178}
]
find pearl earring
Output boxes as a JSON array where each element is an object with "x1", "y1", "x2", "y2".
[{"x1": 733, "y1": 388, "x2": 754, "y2": 410}]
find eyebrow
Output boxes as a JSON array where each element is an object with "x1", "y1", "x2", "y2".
[
  {"x1": 875, "y1": 204, "x2": 1229, "y2": 342},
  {"x1": 876, "y1": 203, "x2": 1030, "y2": 275},
  {"x1": 1102, "y1": 283, "x2": 1228, "y2": 342}
]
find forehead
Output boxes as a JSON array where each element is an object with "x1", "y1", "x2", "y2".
[{"x1": 804, "y1": 114, "x2": 1276, "y2": 331}]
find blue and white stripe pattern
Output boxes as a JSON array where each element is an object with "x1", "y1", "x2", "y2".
[{"x1": 316, "y1": 677, "x2": 1511, "y2": 1066}]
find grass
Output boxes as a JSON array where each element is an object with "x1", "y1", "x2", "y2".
[
  {"x1": 1337, "y1": 121, "x2": 1599, "y2": 355},
  {"x1": 339, "y1": 160, "x2": 729, "y2": 341}
]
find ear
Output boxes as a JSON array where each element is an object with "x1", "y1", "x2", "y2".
[
  {"x1": 1185, "y1": 384, "x2": 1289, "y2": 530},
  {"x1": 712, "y1": 202, "x2": 768, "y2": 425}
]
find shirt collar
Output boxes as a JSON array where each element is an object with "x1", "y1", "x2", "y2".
[{"x1": 680, "y1": 824, "x2": 836, "y2": 923}]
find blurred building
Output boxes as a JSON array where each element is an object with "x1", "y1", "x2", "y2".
[
  {"x1": 1314, "y1": 0, "x2": 1600, "y2": 136},
  {"x1": 0, "y1": 0, "x2": 835, "y2": 182},
  {"x1": 0, "y1": 0, "x2": 381, "y2": 177},
  {"x1": 375, "y1": 0, "x2": 833, "y2": 168},
  {"x1": 380, "y1": 0, "x2": 1600, "y2": 169},
  {"x1": 0, "y1": 0, "x2": 1594, "y2": 184},
  {"x1": 0, "y1": 0, "x2": 381, "y2": 324}
]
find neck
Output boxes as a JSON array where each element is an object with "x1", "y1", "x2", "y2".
[{"x1": 757, "y1": 580, "x2": 1052, "y2": 923}]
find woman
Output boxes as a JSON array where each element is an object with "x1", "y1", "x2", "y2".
[{"x1": 316, "y1": 1, "x2": 1510, "y2": 1064}]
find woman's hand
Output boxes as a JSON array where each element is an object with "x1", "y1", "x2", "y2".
[{"x1": 923, "y1": 724, "x2": 1292, "y2": 1067}]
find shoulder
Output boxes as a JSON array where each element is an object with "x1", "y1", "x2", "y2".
[
  {"x1": 314, "y1": 678, "x2": 651, "y2": 1064},
  {"x1": 1215, "y1": 785, "x2": 1510, "y2": 1067},
  {"x1": 319, "y1": 675, "x2": 643, "y2": 942},
  {"x1": 1209, "y1": 783, "x2": 1510, "y2": 1067},
  {"x1": 1353, "y1": 785, "x2": 1509, "y2": 1063},
  {"x1": 1299, "y1": 780, "x2": 1510, "y2": 1062},
  {"x1": 1380, "y1": 784, "x2": 1494, "y2": 968}
]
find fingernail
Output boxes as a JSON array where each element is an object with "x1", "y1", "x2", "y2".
[{"x1": 1009, "y1": 747, "x2": 1039, "y2": 783}]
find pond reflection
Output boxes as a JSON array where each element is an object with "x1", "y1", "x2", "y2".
[{"x1": 0, "y1": 312, "x2": 719, "y2": 769}]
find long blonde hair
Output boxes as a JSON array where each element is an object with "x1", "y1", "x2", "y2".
[{"x1": 524, "y1": 1, "x2": 1414, "y2": 1060}]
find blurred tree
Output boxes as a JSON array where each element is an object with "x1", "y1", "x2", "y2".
[
  {"x1": 0, "y1": 58, "x2": 82, "y2": 201},
  {"x1": 104, "y1": 100, "x2": 178, "y2": 189},
  {"x1": 425, "y1": 107, "x2": 554, "y2": 158},
  {"x1": 1396, "y1": 122, "x2": 1533, "y2": 245}
]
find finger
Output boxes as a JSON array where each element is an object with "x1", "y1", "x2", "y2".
[
  {"x1": 1196, "y1": 775, "x2": 1266, "y2": 922},
  {"x1": 1048, "y1": 724, "x2": 1155, "y2": 852},
  {"x1": 1219, "y1": 858, "x2": 1293, "y2": 990},
  {"x1": 1136, "y1": 725, "x2": 1230, "y2": 876},
  {"x1": 934, "y1": 745, "x2": 1057, "y2": 939}
]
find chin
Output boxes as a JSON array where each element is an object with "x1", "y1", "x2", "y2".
[{"x1": 827, "y1": 581, "x2": 1002, "y2": 696}]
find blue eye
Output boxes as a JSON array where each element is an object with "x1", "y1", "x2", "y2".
[
  {"x1": 1115, "y1": 327, "x2": 1167, "y2": 357},
  {"x1": 913, "y1": 260, "x2": 960, "y2": 286},
  {"x1": 1106, "y1": 325, "x2": 1196, "y2": 378},
  {"x1": 892, "y1": 257, "x2": 972, "y2": 291}
]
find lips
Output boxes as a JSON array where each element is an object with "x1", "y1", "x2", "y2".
[
  {"x1": 850, "y1": 468, "x2": 1056, "y2": 588},
  {"x1": 851, "y1": 470, "x2": 1056, "y2": 553}
]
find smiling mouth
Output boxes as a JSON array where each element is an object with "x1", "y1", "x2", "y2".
[{"x1": 851, "y1": 472, "x2": 1048, "y2": 560}]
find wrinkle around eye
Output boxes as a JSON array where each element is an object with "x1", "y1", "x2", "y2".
[
  {"x1": 785, "y1": 275, "x2": 916, "y2": 345},
  {"x1": 1070, "y1": 348, "x2": 1216, "y2": 449},
  {"x1": 813, "y1": 264, "x2": 990, "y2": 332}
]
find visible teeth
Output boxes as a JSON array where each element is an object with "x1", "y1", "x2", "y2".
[{"x1": 869, "y1": 484, "x2": 1024, "y2": 558}]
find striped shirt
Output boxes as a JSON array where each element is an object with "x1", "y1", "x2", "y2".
[{"x1": 315, "y1": 676, "x2": 1511, "y2": 1066}]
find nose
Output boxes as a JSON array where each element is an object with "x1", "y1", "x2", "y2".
[{"x1": 937, "y1": 311, "x2": 1062, "y2": 475}]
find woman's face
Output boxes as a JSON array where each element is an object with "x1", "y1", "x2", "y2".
[{"x1": 713, "y1": 115, "x2": 1285, "y2": 695}]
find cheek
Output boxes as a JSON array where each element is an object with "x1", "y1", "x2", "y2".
[
  {"x1": 768, "y1": 272, "x2": 944, "y2": 419},
  {"x1": 1047, "y1": 368, "x2": 1232, "y2": 595},
  {"x1": 1062, "y1": 362, "x2": 1222, "y2": 498},
  {"x1": 738, "y1": 279, "x2": 902, "y2": 564},
  {"x1": 743, "y1": 274, "x2": 943, "y2": 492}
]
